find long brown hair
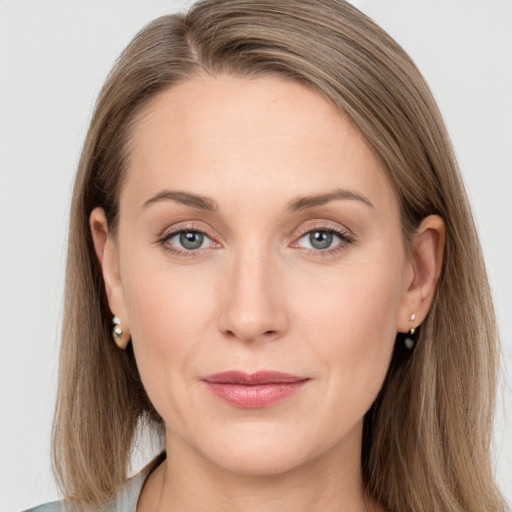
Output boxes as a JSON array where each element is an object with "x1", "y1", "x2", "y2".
[{"x1": 53, "y1": 1, "x2": 506, "y2": 510}]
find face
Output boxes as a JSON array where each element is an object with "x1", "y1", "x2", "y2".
[{"x1": 100, "y1": 74, "x2": 415, "y2": 476}]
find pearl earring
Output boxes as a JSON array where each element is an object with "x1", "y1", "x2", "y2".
[
  {"x1": 112, "y1": 316, "x2": 130, "y2": 350},
  {"x1": 404, "y1": 313, "x2": 417, "y2": 350}
]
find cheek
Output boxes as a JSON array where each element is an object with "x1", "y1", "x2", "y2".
[
  {"x1": 122, "y1": 243, "x2": 214, "y2": 334},
  {"x1": 121, "y1": 259, "x2": 215, "y2": 405},
  {"x1": 297, "y1": 257, "x2": 402, "y2": 338},
  {"x1": 294, "y1": 259, "x2": 402, "y2": 404}
]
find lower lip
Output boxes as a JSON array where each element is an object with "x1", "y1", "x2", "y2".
[{"x1": 203, "y1": 381, "x2": 309, "y2": 408}]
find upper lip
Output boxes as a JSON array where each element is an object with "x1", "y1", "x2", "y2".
[{"x1": 202, "y1": 370, "x2": 309, "y2": 385}]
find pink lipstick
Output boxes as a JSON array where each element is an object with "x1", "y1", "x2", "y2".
[{"x1": 201, "y1": 371, "x2": 310, "y2": 408}]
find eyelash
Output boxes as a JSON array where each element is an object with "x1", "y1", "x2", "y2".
[
  {"x1": 293, "y1": 223, "x2": 355, "y2": 257},
  {"x1": 157, "y1": 223, "x2": 217, "y2": 259},
  {"x1": 157, "y1": 222, "x2": 355, "y2": 258}
]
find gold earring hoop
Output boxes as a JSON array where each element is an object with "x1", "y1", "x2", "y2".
[
  {"x1": 404, "y1": 313, "x2": 417, "y2": 350},
  {"x1": 112, "y1": 316, "x2": 130, "y2": 350}
]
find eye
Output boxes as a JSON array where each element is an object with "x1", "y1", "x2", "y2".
[
  {"x1": 291, "y1": 225, "x2": 354, "y2": 254},
  {"x1": 163, "y1": 230, "x2": 214, "y2": 251},
  {"x1": 298, "y1": 230, "x2": 342, "y2": 250}
]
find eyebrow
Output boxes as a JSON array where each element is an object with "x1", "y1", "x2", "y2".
[
  {"x1": 141, "y1": 188, "x2": 374, "y2": 212},
  {"x1": 286, "y1": 189, "x2": 374, "y2": 211},
  {"x1": 142, "y1": 190, "x2": 218, "y2": 211}
]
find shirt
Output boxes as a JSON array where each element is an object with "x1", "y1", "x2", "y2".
[{"x1": 23, "y1": 459, "x2": 158, "y2": 512}]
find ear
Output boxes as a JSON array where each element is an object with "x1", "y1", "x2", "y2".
[
  {"x1": 396, "y1": 215, "x2": 445, "y2": 332},
  {"x1": 90, "y1": 207, "x2": 128, "y2": 322}
]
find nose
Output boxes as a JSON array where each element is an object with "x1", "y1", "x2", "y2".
[{"x1": 217, "y1": 246, "x2": 289, "y2": 344}]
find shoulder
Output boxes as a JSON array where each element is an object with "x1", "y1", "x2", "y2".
[
  {"x1": 21, "y1": 474, "x2": 142, "y2": 512},
  {"x1": 23, "y1": 502, "x2": 64, "y2": 512},
  {"x1": 21, "y1": 501, "x2": 114, "y2": 512},
  {"x1": 22, "y1": 453, "x2": 165, "y2": 512}
]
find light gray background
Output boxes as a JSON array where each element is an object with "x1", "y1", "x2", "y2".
[{"x1": 1, "y1": 1, "x2": 510, "y2": 511}]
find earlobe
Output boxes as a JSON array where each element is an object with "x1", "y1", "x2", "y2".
[
  {"x1": 89, "y1": 207, "x2": 128, "y2": 323},
  {"x1": 397, "y1": 215, "x2": 445, "y2": 332}
]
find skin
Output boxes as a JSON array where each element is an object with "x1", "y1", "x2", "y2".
[{"x1": 91, "y1": 74, "x2": 444, "y2": 512}]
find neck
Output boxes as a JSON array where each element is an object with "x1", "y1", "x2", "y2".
[{"x1": 138, "y1": 422, "x2": 382, "y2": 512}]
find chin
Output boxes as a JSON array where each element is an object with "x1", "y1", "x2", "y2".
[
  {"x1": 208, "y1": 446, "x2": 310, "y2": 477},
  {"x1": 190, "y1": 424, "x2": 331, "y2": 477}
]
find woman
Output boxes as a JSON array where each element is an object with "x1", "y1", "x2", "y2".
[{"x1": 25, "y1": 0, "x2": 507, "y2": 511}]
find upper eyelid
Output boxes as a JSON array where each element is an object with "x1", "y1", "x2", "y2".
[
  {"x1": 295, "y1": 221, "x2": 353, "y2": 238},
  {"x1": 159, "y1": 222, "x2": 215, "y2": 239}
]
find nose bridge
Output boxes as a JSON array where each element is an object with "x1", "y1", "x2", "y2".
[{"x1": 218, "y1": 240, "x2": 287, "y2": 342}]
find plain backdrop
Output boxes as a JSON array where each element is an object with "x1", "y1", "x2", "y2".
[{"x1": 1, "y1": 1, "x2": 511, "y2": 510}]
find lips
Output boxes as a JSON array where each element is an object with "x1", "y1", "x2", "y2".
[
  {"x1": 201, "y1": 371, "x2": 310, "y2": 408},
  {"x1": 203, "y1": 370, "x2": 308, "y2": 385}
]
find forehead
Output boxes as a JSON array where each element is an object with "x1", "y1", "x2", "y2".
[{"x1": 122, "y1": 73, "x2": 396, "y2": 214}]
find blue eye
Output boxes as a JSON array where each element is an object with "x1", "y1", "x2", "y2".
[
  {"x1": 166, "y1": 230, "x2": 212, "y2": 251},
  {"x1": 297, "y1": 229, "x2": 346, "y2": 251}
]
